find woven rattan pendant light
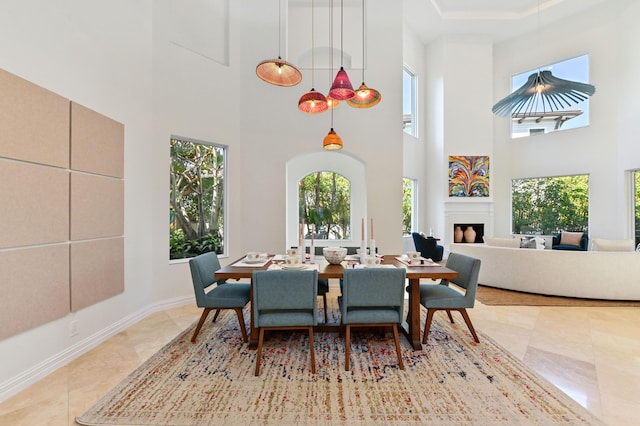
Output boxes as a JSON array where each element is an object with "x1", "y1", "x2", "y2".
[
  {"x1": 298, "y1": 0, "x2": 328, "y2": 113},
  {"x1": 256, "y1": 0, "x2": 302, "y2": 87},
  {"x1": 347, "y1": 0, "x2": 381, "y2": 108}
]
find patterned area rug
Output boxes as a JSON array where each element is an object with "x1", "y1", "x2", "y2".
[{"x1": 76, "y1": 297, "x2": 604, "y2": 425}]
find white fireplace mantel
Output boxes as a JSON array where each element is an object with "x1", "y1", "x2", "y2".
[{"x1": 443, "y1": 201, "x2": 494, "y2": 251}]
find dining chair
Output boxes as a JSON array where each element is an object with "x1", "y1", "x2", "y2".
[
  {"x1": 338, "y1": 268, "x2": 406, "y2": 371},
  {"x1": 252, "y1": 269, "x2": 318, "y2": 376},
  {"x1": 189, "y1": 252, "x2": 250, "y2": 343},
  {"x1": 419, "y1": 252, "x2": 481, "y2": 344}
]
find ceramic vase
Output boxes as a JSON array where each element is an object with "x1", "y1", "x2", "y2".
[
  {"x1": 464, "y1": 226, "x2": 476, "y2": 243},
  {"x1": 454, "y1": 226, "x2": 463, "y2": 243}
]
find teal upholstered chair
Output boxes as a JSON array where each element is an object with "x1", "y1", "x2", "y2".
[
  {"x1": 252, "y1": 270, "x2": 318, "y2": 376},
  {"x1": 189, "y1": 252, "x2": 250, "y2": 343},
  {"x1": 338, "y1": 268, "x2": 406, "y2": 371},
  {"x1": 419, "y1": 252, "x2": 481, "y2": 344}
]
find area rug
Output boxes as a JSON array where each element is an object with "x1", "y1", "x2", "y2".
[
  {"x1": 476, "y1": 284, "x2": 640, "y2": 307},
  {"x1": 76, "y1": 297, "x2": 604, "y2": 425}
]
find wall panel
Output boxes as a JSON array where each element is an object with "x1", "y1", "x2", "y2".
[
  {"x1": 0, "y1": 159, "x2": 69, "y2": 249},
  {"x1": 0, "y1": 69, "x2": 70, "y2": 168},
  {"x1": 0, "y1": 244, "x2": 70, "y2": 340},
  {"x1": 70, "y1": 237, "x2": 124, "y2": 312},
  {"x1": 71, "y1": 102, "x2": 124, "y2": 179},
  {"x1": 70, "y1": 172, "x2": 124, "y2": 241}
]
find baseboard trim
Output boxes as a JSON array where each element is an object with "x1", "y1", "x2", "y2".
[{"x1": 0, "y1": 296, "x2": 192, "y2": 403}]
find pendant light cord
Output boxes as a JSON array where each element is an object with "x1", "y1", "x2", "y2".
[
  {"x1": 311, "y1": 0, "x2": 315, "y2": 86},
  {"x1": 361, "y1": 0, "x2": 365, "y2": 81},
  {"x1": 330, "y1": 0, "x2": 335, "y2": 124},
  {"x1": 340, "y1": 0, "x2": 344, "y2": 67},
  {"x1": 278, "y1": 0, "x2": 281, "y2": 57}
]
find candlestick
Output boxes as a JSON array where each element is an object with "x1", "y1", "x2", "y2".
[
  {"x1": 361, "y1": 218, "x2": 365, "y2": 241},
  {"x1": 370, "y1": 218, "x2": 374, "y2": 239}
]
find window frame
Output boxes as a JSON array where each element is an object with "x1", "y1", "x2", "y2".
[
  {"x1": 169, "y1": 135, "x2": 228, "y2": 261},
  {"x1": 510, "y1": 54, "x2": 591, "y2": 139},
  {"x1": 403, "y1": 66, "x2": 417, "y2": 138}
]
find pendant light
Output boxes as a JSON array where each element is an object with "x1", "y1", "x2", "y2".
[
  {"x1": 491, "y1": 0, "x2": 595, "y2": 117},
  {"x1": 298, "y1": 0, "x2": 328, "y2": 113},
  {"x1": 347, "y1": 0, "x2": 381, "y2": 108},
  {"x1": 324, "y1": 0, "x2": 342, "y2": 150},
  {"x1": 328, "y1": 0, "x2": 354, "y2": 100},
  {"x1": 256, "y1": 0, "x2": 302, "y2": 87}
]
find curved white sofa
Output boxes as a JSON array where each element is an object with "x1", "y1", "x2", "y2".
[{"x1": 449, "y1": 243, "x2": 640, "y2": 300}]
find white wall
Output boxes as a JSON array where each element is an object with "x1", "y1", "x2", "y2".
[
  {"x1": 422, "y1": 36, "x2": 494, "y2": 246},
  {"x1": 0, "y1": 0, "x2": 154, "y2": 395},
  {"x1": 492, "y1": 0, "x2": 640, "y2": 240}
]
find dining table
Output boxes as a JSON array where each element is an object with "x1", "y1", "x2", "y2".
[{"x1": 214, "y1": 254, "x2": 459, "y2": 351}]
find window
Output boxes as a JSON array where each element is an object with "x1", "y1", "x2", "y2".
[
  {"x1": 403, "y1": 67, "x2": 417, "y2": 137},
  {"x1": 169, "y1": 136, "x2": 226, "y2": 260},
  {"x1": 403, "y1": 178, "x2": 417, "y2": 235},
  {"x1": 511, "y1": 54, "x2": 591, "y2": 139},
  {"x1": 511, "y1": 174, "x2": 589, "y2": 235},
  {"x1": 299, "y1": 171, "x2": 351, "y2": 240}
]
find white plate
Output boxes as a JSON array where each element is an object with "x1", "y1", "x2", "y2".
[
  {"x1": 243, "y1": 258, "x2": 264, "y2": 264},
  {"x1": 281, "y1": 263, "x2": 305, "y2": 270}
]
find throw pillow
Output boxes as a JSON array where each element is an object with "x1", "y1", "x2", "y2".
[
  {"x1": 559, "y1": 231, "x2": 583, "y2": 247},
  {"x1": 483, "y1": 236, "x2": 521, "y2": 248},
  {"x1": 519, "y1": 237, "x2": 537, "y2": 249},
  {"x1": 591, "y1": 238, "x2": 634, "y2": 252}
]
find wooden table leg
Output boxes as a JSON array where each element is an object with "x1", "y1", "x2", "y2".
[
  {"x1": 248, "y1": 279, "x2": 258, "y2": 349},
  {"x1": 401, "y1": 278, "x2": 422, "y2": 350}
]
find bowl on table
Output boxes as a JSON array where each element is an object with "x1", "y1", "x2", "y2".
[{"x1": 323, "y1": 247, "x2": 348, "y2": 264}]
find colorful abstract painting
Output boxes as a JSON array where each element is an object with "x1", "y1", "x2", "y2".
[{"x1": 448, "y1": 156, "x2": 490, "y2": 197}]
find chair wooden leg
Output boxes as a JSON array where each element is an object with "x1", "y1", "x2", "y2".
[
  {"x1": 422, "y1": 309, "x2": 436, "y2": 344},
  {"x1": 191, "y1": 308, "x2": 212, "y2": 343},
  {"x1": 212, "y1": 309, "x2": 221, "y2": 322},
  {"x1": 392, "y1": 323, "x2": 404, "y2": 370},
  {"x1": 446, "y1": 309, "x2": 454, "y2": 323},
  {"x1": 233, "y1": 308, "x2": 248, "y2": 343},
  {"x1": 345, "y1": 324, "x2": 351, "y2": 371},
  {"x1": 322, "y1": 294, "x2": 328, "y2": 323},
  {"x1": 459, "y1": 309, "x2": 480, "y2": 343},
  {"x1": 254, "y1": 327, "x2": 265, "y2": 376},
  {"x1": 308, "y1": 327, "x2": 316, "y2": 374}
]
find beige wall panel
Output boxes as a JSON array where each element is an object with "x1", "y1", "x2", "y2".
[
  {"x1": 70, "y1": 172, "x2": 124, "y2": 241},
  {"x1": 0, "y1": 159, "x2": 69, "y2": 249},
  {"x1": 0, "y1": 69, "x2": 70, "y2": 168},
  {"x1": 70, "y1": 102, "x2": 124, "y2": 178},
  {"x1": 0, "y1": 244, "x2": 70, "y2": 340},
  {"x1": 70, "y1": 237, "x2": 124, "y2": 312}
]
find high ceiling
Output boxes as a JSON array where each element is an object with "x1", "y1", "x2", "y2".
[{"x1": 403, "y1": 0, "x2": 610, "y2": 44}]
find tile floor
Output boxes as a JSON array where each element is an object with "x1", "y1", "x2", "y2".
[{"x1": 0, "y1": 294, "x2": 638, "y2": 425}]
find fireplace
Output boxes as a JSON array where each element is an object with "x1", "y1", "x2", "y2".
[{"x1": 454, "y1": 223, "x2": 484, "y2": 243}]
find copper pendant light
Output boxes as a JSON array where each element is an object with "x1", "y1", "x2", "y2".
[
  {"x1": 298, "y1": 0, "x2": 328, "y2": 113},
  {"x1": 256, "y1": 0, "x2": 302, "y2": 87}
]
